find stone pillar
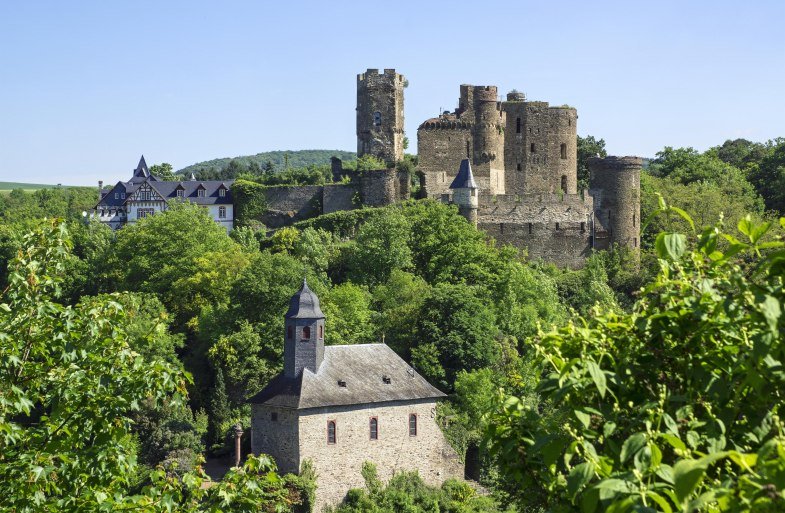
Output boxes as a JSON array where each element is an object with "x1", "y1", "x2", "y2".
[{"x1": 234, "y1": 423, "x2": 244, "y2": 467}]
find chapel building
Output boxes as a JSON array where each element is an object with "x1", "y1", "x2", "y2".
[{"x1": 249, "y1": 280, "x2": 463, "y2": 510}]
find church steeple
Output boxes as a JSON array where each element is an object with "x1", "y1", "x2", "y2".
[{"x1": 284, "y1": 279, "x2": 326, "y2": 378}]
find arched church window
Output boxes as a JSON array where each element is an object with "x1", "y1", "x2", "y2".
[
  {"x1": 302, "y1": 326, "x2": 311, "y2": 340},
  {"x1": 373, "y1": 111, "x2": 381, "y2": 126},
  {"x1": 369, "y1": 417, "x2": 378, "y2": 440},
  {"x1": 327, "y1": 421, "x2": 336, "y2": 444},
  {"x1": 409, "y1": 414, "x2": 417, "y2": 436}
]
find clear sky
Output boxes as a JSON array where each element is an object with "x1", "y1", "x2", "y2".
[{"x1": 1, "y1": 0, "x2": 783, "y2": 185}]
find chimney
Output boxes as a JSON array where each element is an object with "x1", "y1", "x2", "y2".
[{"x1": 98, "y1": 180, "x2": 103, "y2": 202}]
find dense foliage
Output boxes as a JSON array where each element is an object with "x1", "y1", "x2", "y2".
[
  {"x1": 2, "y1": 135, "x2": 784, "y2": 511},
  {"x1": 485, "y1": 205, "x2": 785, "y2": 512},
  {"x1": 178, "y1": 149, "x2": 357, "y2": 180}
]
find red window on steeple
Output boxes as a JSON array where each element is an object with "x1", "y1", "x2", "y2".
[
  {"x1": 319, "y1": 325, "x2": 323, "y2": 340},
  {"x1": 302, "y1": 326, "x2": 311, "y2": 340}
]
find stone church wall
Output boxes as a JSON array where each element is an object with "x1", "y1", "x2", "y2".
[
  {"x1": 250, "y1": 404, "x2": 301, "y2": 474},
  {"x1": 297, "y1": 399, "x2": 462, "y2": 510}
]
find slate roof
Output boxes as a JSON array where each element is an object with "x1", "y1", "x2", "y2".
[
  {"x1": 285, "y1": 279, "x2": 324, "y2": 319},
  {"x1": 248, "y1": 344, "x2": 446, "y2": 410},
  {"x1": 449, "y1": 158, "x2": 478, "y2": 189}
]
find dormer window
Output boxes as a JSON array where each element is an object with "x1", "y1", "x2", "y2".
[
  {"x1": 197, "y1": 188, "x2": 205, "y2": 198},
  {"x1": 177, "y1": 189, "x2": 184, "y2": 198},
  {"x1": 219, "y1": 187, "x2": 226, "y2": 197}
]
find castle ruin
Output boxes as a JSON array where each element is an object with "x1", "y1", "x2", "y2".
[{"x1": 356, "y1": 69, "x2": 641, "y2": 267}]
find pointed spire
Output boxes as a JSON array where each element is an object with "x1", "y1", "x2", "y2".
[
  {"x1": 134, "y1": 155, "x2": 149, "y2": 177},
  {"x1": 449, "y1": 158, "x2": 478, "y2": 189},
  {"x1": 189, "y1": 172, "x2": 196, "y2": 181}
]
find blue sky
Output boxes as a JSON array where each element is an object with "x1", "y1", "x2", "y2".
[{"x1": 1, "y1": 0, "x2": 783, "y2": 185}]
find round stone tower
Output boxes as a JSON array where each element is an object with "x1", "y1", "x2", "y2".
[
  {"x1": 283, "y1": 279, "x2": 325, "y2": 378},
  {"x1": 588, "y1": 156, "x2": 642, "y2": 253},
  {"x1": 458, "y1": 85, "x2": 504, "y2": 194},
  {"x1": 357, "y1": 69, "x2": 405, "y2": 164}
]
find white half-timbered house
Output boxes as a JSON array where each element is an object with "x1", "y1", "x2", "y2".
[{"x1": 94, "y1": 156, "x2": 234, "y2": 231}]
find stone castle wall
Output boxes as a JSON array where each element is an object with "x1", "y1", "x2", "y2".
[
  {"x1": 477, "y1": 193, "x2": 594, "y2": 268},
  {"x1": 297, "y1": 399, "x2": 463, "y2": 511},
  {"x1": 417, "y1": 122, "x2": 472, "y2": 197}
]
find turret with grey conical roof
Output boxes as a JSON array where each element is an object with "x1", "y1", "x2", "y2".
[
  {"x1": 284, "y1": 279, "x2": 326, "y2": 377},
  {"x1": 449, "y1": 159, "x2": 479, "y2": 226}
]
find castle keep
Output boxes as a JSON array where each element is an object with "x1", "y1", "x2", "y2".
[{"x1": 410, "y1": 77, "x2": 641, "y2": 267}]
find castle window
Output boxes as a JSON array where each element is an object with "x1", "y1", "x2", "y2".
[
  {"x1": 556, "y1": 222, "x2": 560, "y2": 230},
  {"x1": 528, "y1": 223, "x2": 533, "y2": 234},
  {"x1": 466, "y1": 140, "x2": 470, "y2": 158},
  {"x1": 516, "y1": 117, "x2": 521, "y2": 133},
  {"x1": 409, "y1": 414, "x2": 417, "y2": 436},
  {"x1": 561, "y1": 175, "x2": 568, "y2": 193},
  {"x1": 530, "y1": 143, "x2": 536, "y2": 153},
  {"x1": 219, "y1": 188, "x2": 226, "y2": 197},
  {"x1": 581, "y1": 222, "x2": 586, "y2": 232},
  {"x1": 561, "y1": 143, "x2": 567, "y2": 159},
  {"x1": 219, "y1": 206, "x2": 226, "y2": 219},
  {"x1": 373, "y1": 111, "x2": 381, "y2": 127},
  {"x1": 327, "y1": 421, "x2": 336, "y2": 444},
  {"x1": 369, "y1": 417, "x2": 378, "y2": 440},
  {"x1": 302, "y1": 326, "x2": 311, "y2": 340},
  {"x1": 177, "y1": 189, "x2": 184, "y2": 198},
  {"x1": 634, "y1": 238, "x2": 638, "y2": 248},
  {"x1": 287, "y1": 326, "x2": 293, "y2": 339},
  {"x1": 271, "y1": 412, "x2": 278, "y2": 422},
  {"x1": 319, "y1": 325, "x2": 323, "y2": 340},
  {"x1": 517, "y1": 163, "x2": 521, "y2": 171},
  {"x1": 633, "y1": 213, "x2": 636, "y2": 227}
]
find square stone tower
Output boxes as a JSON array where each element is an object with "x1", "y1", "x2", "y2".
[{"x1": 357, "y1": 69, "x2": 405, "y2": 164}]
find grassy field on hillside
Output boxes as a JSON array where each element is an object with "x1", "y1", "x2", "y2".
[{"x1": 0, "y1": 182, "x2": 63, "y2": 193}]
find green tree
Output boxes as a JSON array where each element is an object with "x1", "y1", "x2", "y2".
[
  {"x1": 0, "y1": 220, "x2": 187, "y2": 511},
  {"x1": 484, "y1": 209, "x2": 785, "y2": 512},
  {"x1": 114, "y1": 202, "x2": 244, "y2": 328},
  {"x1": 322, "y1": 282, "x2": 376, "y2": 345},
  {"x1": 347, "y1": 209, "x2": 413, "y2": 286},
  {"x1": 149, "y1": 162, "x2": 176, "y2": 180},
  {"x1": 411, "y1": 283, "x2": 500, "y2": 391},
  {"x1": 748, "y1": 138, "x2": 785, "y2": 214},
  {"x1": 577, "y1": 134, "x2": 607, "y2": 190}
]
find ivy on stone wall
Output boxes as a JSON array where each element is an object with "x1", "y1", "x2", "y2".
[{"x1": 231, "y1": 179, "x2": 268, "y2": 228}]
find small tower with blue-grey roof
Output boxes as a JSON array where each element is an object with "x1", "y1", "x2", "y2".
[
  {"x1": 450, "y1": 158, "x2": 479, "y2": 227},
  {"x1": 284, "y1": 279, "x2": 326, "y2": 377}
]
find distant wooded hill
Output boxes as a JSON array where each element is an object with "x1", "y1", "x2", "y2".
[
  {"x1": 176, "y1": 150, "x2": 357, "y2": 177},
  {"x1": 0, "y1": 182, "x2": 67, "y2": 192}
]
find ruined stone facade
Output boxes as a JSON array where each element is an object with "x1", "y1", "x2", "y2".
[
  {"x1": 357, "y1": 69, "x2": 405, "y2": 164},
  {"x1": 418, "y1": 83, "x2": 641, "y2": 267}
]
